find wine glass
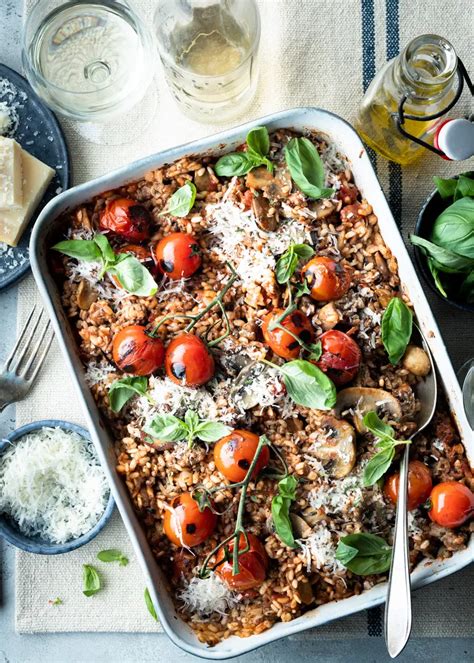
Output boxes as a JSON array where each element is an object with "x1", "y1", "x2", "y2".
[{"x1": 22, "y1": 0, "x2": 157, "y2": 145}]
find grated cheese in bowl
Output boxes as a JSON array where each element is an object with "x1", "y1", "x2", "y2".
[{"x1": 0, "y1": 426, "x2": 110, "y2": 544}]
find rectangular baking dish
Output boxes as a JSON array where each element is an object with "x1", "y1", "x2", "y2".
[{"x1": 30, "y1": 108, "x2": 473, "y2": 659}]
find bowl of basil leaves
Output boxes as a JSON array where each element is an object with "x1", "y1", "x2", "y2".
[{"x1": 411, "y1": 172, "x2": 474, "y2": 312}]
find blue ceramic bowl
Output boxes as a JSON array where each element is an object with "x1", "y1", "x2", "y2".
[
  {"x1": 413, "y1": 174, "x2": 474, "y2": 313},
  {"x1": 0, "y1": 420, "x2": 114, "y2": 554}
]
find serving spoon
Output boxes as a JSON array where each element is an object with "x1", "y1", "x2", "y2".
[{"x1": 384, "y1": 324, "x2": 437, "y2": 658}]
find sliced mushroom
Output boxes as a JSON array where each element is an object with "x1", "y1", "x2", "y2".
[
  {"x1": 318, "y1": 302, "x2": 341, "y2": 330},
  {"x1": 296, "y1": 580, "x2": 314, "y2": 605},
  {"x1": 334, "y1": 387, "x2": 402, "y2": 433},
  {"x1": 310, "y1": 199, "x2": 337, "y2": 220},
  {"x1": 290, "y1": 513, "x2": 313, "y2": 539},
  {"x1": 246, "y1": 166, "x2": 273, "y2": 190},
  {"x1": 76, "y1": 279, "x2": 98, "y2": 310},
  {"x1": 230, "y1": 361, "x2": 283, "y2": 410},
  {"x1": 194, "y1": 167, "x2": 218, "y2": 192},
  {"x1": 402, "y1": 344, "x2": 431, "y2": 377},
  {"x1": 251, "y1": 195, "x2": 278, "y2": 231},
  {"x1": 309, "y1": 414, "x2": 356, "y2": 478}
]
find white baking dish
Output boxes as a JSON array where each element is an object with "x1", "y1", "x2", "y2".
[{"x1": 30, "y1": 108, "x2": 473, "y2": 659}]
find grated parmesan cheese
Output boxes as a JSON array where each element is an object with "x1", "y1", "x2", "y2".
[
  {"x1": 298, "y1": 526, "x2": 345, "y2": 573},
  {"x1": 84, "y1": 359, "x2": 117, "y2": 386},
  {"x1": 178, "y1": 573, "x2": 237, "y2": 617},
  {"x1": 0, "y1": 427, "x2": 109, "y2": 543}
]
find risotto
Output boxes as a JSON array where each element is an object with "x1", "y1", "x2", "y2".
[{"x1": 49, "y1": 128, "x2": 473, "y2": 645}]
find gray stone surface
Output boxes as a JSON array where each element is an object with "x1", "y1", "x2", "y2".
[{"x1": 0, "y1": 2, "x2": 472, "y2": 661}]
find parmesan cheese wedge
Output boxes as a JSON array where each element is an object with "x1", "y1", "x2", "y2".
[
  {"x1": 0, "y1": 137, "x2": 23, "y2": 209},
  {"x1": 0, "y1": 141, "x2": 55, "y2": 247}
]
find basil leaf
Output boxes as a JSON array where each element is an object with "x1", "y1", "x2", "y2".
[
  {"x1": 279, "y1": 359, "x2": 337, "y2": 410},
  {"x1": 427, "y1": 257, "x2": 448, "y2": 297},
  {"x1": 363, "y1": 445, "x2": 395, "y2": 486},
  {"x1": 215, "y1": 152, "x2": 259, "y2": 177},
  {"x1": 284, "y1": 137, "x2": 333, "y2": 200},
  {"x1": 335, "y1": 540, "x2": 359, "y2": 565},
  {"x1": 97, "y1": 549, "x2": 129, "y2": 566},
  {"x1": 381, "y1": 297, "x2": 413, "y2": 365},
  {"x1": 144, "y1": 415, "x2": 188, "y2": 441},
  {"x1": 193, "y1": 421, "x2": 231, "y2": 442},
  {"x1": 82, "y1": 564, "x2": 101, "y2": 597},
  {"x1": 184, "y1": 409, "x2": 200, "y2": 431},
  {"x1": 271, "y1": 475, "x2": 298, "y2": 548},
  {"x1": 144, "y1": 588, "x2": 158, "y2": 621},
  {"x1": 307, "y1": 341, "x2": 322, "y2": 361},
  {"x1": 109, "y1": 256, "x2": 158, "y2": 296},
  {"x1": 411, "y1": 235, "x2": 474, "y2": 273},
  {"x1": 455, "y1": 174, "x2": 474, "y2": 201},
  {"x1": 295, "y1": 280, "x2": 311, "y2": 298},
  {"x1": 159, "y1": 181, "x2": 196, "y2": 217},
  {"x1": 292, "y1": 244, "x2": 315, "y2": 259},
  {"x1": 460, "y1": 271, "x2": 474, "y2": 303},
  {"x1": 94, "y1": 233, "x2": 116, "y2": 264},
  {"x1": 109, "y1": 376, "x2": 148, "y2": 412},
  {"x1": 362, "y1": 411, "x2": 395, "y2": 440},
  {"x1": 52, "y1": 239, "x2": 102, "y2": 262},
  {"x1": 275, "y1": 249, "x2": 298, "y2": 284},
  {"x1": 246, "y1": 126, "x2": 270, "y2": 157},
  {"x1": 336, "y1": 533, "x2": 392, "y2": 575},
  {"x1": 430, "y1": 197, "x2": 474, "y2": 259},
  {"x1": 433, "y1": 176, "x2": 457, "y2": 200}
]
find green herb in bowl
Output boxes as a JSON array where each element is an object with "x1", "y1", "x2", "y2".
[{"x1": 411, "y1": 172, "x2": 474, "y2": 307}]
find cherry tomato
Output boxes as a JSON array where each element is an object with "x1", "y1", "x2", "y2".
[
  {"x1": 112, "y1": 325, "x2": 164, "y2": 376},
  {"x1": 163, "y1": 492, "x2": 217, "y2": 547},
  {"x1": 154, "y1": 232, "x2": 201, "y2": 280},
  {"x1": 100, "y1": 198, "x2": 151, "y2": 242},
  {"x1": 216, "y1": 533, "x2": 268, "y2": 590},
  {"x1": 262, "y1": 308, "x2": 314, "y2": 360},
  {"x1": 165, "y1": 334, "x2": 215, "y2": 386},
  {"x1": 116, "y1": 244, "x2": 151, "y2": 262},
  {"x1": 428, "y1": 482, "x2": 474, "y2": 528},
  {"x1": 302, "y1": 256, "x2": 353, "y2": 301},
  {"x1": 214, "y1": 430, "x2": 270, "y2": 483},
  {"x1": 313, "y1": 330, "x2": 361, "y2": 386},
  {"x1": 384, "y1": 460, "x2": 433, "y2": 511}
]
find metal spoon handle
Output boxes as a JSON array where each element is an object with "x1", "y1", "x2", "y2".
[{"x1": 384, "y1": 444, "x2": 412, "y2": 658}]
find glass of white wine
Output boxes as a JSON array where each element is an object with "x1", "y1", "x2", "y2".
[
  {"x1": 22, "y1": 0, "x2": 157, "y2": 145},
  {"x1": 154, "y1": 0, "x2": 261, "y2": 123}
]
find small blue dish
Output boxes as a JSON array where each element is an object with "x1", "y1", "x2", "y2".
[
  {"x1": 413, "y1": 174, "x2": 474, "y2": 313},
  {"x1": 0, "y1": 420, "x2": 114, "y2": 554}
]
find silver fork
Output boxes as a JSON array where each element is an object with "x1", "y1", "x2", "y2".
[
  {"x1": 384, "y1": 324, "x2": 438, "y2": 658},
  {"x1": 0, "y1": 305, "x2": 54, "y2": 413}
]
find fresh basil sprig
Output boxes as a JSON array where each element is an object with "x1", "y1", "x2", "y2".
[
  {"x1": 108, "y1": 376, "x2": 150, "y2": 412},
  {"x1": 97, "y1": 549, "x2": 129, "y2": 566},
  {"x1": 362, "y1": 411, "x2": 409, "y2": 486},
  {"x1": 271, "y1": 359, "x2": 336, "y2": 410},
  {"x1": 82, "y1": 564, "x2": 101, "y2": 597},
  {"x1": 215, "y1": 126, "x2": 273, "y2": 177},
  {"x1": 275, "y1": 243, "x2": 314, "y2": 284},
  {"x1": 158, "y1": 181, "x2": 196, "y2": 218},
  {"x1": 411, "y1": 235, "x2": 474, "y2": 273},
  {"x1": 52, "y1": 234, "x2": 158, "y2": 297},
  {"x1": 434, "y1": 173, "x2": 474, "y2": 202},
  {"x1": 381, "y1": 297, "x2": 413, "y2": 365},
  {"x1": 271, "y1": 475, "x2": 299, "y2": 548},
  {"x1": 284, "y1": 137, "x2": 333, "y2": 200},
  {"x1": 335, "y1": 533, "x2": 392, "y2": 575},
  {"x1": 144, "y1": 588, "x2": 158, "y2": 621},
  {"x1": 144, "y1": 410, "x2": 231, "y2": 448}
]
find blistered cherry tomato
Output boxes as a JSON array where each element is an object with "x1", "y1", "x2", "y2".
[
  {"x1": 428, "y1": 482, "x2": 474, "y2": 528},
  {"x1": 165, "y1": 334, "x2": 215, "y2": 386},
  {"x1": 214, "y1": 430, "x2": 270, "y2": 483},
  {"x1": 112, "y1": 325, "x2": 164, "y2": 376},
  {"x1": 163, "y1": 492, "x2": 217, "y2": 547},
  {"x1": 216, "y1": 533, "x2": 268, "y2": 590},
  {"x1": 384, "y1": 460, "x2": 433, "y2": 511},
  {"x1": 302, "y1": 256, "x2": 353, "y2": 301},
  {"x1": 100, "y1": 198, "x2": 151, "y2": 242},
  {"x1": 262, "y1": 308, "x2": 314, "y2": 360},
  {"x1": 116, "y1": 244, "x2": 151, "y2": 262},
  {"x1": 154, "y1": 232, "x2": 201, "y2": 280},
  {"x1": 313, "y1": 330, "x2": 361, "y2": 386}
]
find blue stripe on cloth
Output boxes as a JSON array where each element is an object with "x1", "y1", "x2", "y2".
[{"x1": 385, "y1": 0, "x2": 403, "y2": 228}]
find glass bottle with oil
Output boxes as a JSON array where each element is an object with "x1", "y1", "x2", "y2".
[{"x1": 356, "y1": 34, "x2": 467, "y2": 165}]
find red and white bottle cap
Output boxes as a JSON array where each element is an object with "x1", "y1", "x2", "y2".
[{"x1": 434, "y1": 118, "x2": 474, "y2": 160}]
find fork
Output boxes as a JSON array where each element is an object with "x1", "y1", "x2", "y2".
[{"x1": 0, "y1": 305, "x2": 54, "y2": 413}]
